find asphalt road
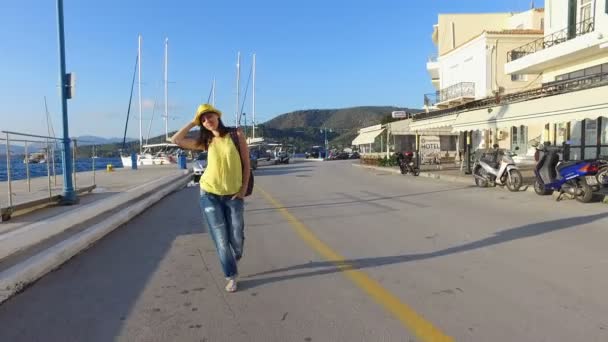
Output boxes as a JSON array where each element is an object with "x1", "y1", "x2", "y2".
[{"x1": 1, "y1": 159, "x2": 608, "y2": 342}]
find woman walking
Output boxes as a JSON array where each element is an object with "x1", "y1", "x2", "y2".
[{"x1": 171, "y1": 103, "x2": 251, "y2": 292}]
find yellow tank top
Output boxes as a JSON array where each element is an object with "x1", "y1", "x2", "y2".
[{"x1": 200, "y1": 134, "x2": 243, "y2": 195}]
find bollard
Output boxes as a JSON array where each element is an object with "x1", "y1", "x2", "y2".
[
  {"x1": 131, "y1": 152, "x2": 138, "y2": 170},
  {"x1": 107, "y1": 164, "x2": 114, "y2": 172},
  {"x1": 178, "y1": 153, "x2": 187, "y2": 170}
]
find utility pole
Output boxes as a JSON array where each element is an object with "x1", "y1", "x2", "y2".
[
  {"x1": 235, "y1": 51, "x2": 241, "y2": 127},
  {"x1": 55, "y1": 0, "x2": 77, "y2": 204},
  {"x1": 252, "y1": 53, "x2": 256, "y2": 140}
]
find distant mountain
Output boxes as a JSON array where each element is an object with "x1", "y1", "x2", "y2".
[
  {"x1": 77, "y1": 106, "x2": 421, "y2": 154},
  {"x1": 263, "y1": 106, "x2": 417, "y2": 131},
  {"x1": 0, "y1": 143, "x2": 46, "y2": 156},
  {"x1": 75, "y1": 136, "x2": 136, "y2": 146},
  {"x1": 258, "y1": 106, "x2": 419, "y2": 150}
]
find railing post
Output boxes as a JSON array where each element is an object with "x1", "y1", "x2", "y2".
[
  {"x1": 25, "y1": 140, "x2": 31, "y2": 192},
  {"x1": 52, "y1": 144, "x2": 57, "y2": 186},
  {"x1": 5, "y1": 133, "x2": 13, "y2": 208},
  {"x1": 92, "y1": 145, "x2": 96, "y2": 185},
  {"x1": 47, "y1": 141, "x2": 52, "y2": 201},
  {"x1": 72, "y1": 139, "x2": 77, "y2": 190}
]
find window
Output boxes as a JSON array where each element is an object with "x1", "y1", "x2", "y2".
[
  {"x1": 570, "y1": 69, "x2": 585, "y2": 79},
  {"x1": 585, "y1": 65, "x2": 602, "y2": 76},
  {"x1": 602, "y1": 116, "x2": 608, "y2": 144},
  {"x1": 440, "y1": 136, "x2": 457, "y2": 151},
  {"x1": 580, "y1": 0, "x2": 592, "y2": 22},
  {"x1": 541, "y1": 18, "x2": 545, "y2": 30},
  {"x1": 554, "y1": 63, "x2": 606, "y2": 82},
  {"x1": 511, "y1": 74, "x2": 527, "y2": 82},
  {"x1": 585, "y1": 119, "x2": 598, "y2": 145}
]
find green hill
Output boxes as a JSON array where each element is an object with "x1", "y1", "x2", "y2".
[
  {"x1": 89, "y1": 106, "x2": 419, "y2": 155},
  {"x1": 259, "y1": 106, "x2": 418, "y2": 151}
]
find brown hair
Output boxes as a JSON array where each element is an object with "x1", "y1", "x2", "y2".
[{"x1": 197, "y1": 118, "x2": 230, "y2": 150}]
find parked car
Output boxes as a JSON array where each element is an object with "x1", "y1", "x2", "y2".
[{"x1": 305, "y1": 146, "x2": 323, "y2": 159}]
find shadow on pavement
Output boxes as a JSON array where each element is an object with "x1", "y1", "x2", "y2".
[
  {"x1": 0, "y1": 187, "x2": 205, "y2": 342},
  {"x1": 254, "y1": 164, "x2": 314, "y2": 177},
  {"x1": 246, "y1": 186, "x2": 475, "y2": 213},
  {"x1": 240, "y1": 212, "x2": 608, "y2": 290}
]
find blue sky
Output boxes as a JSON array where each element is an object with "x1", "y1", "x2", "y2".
[{"x1": 1, "y1": 0, "x2": 542, "y2": 138}]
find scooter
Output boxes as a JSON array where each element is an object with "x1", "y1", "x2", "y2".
[
  {"x1": 473, "y1": 147, "x2": 523, "y2": 192},
  {"x1": 397, "y1": 152, "x2": 420, "y2": 176},
  {"x1": 533, "y1": 145, "x2": 603, "y2": 203}
]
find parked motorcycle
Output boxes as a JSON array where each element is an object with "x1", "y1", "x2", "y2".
[
  {"x1": 472, "y1": 147, "x2": 523, "y2": 192},
  {"x1": 533, "y1": 145, "x2": 603, "y2": 203},
  {"x1": 397, "y1": 152, "x2": 420, "y2": 176}
]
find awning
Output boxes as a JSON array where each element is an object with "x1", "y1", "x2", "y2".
[
  {"x1": 451, "y1": 85, "x2": 608, "y2": 132},
  {"x1": 352, "y1": 129, "x2": 385, "y2": 146},
  {"x1": 410, "y1": 113, "x2": 458, "y2": 131},
  {"x1": 388, "y1": 119, "x2": 412, "y2": 135}
]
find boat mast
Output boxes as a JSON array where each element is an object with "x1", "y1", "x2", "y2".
[
  {"x1": 138, "y1": 34, "x2": 143, "y2": 154},
  {"x1": 212, "y1": 77, "x2": 216, "y2": 106},
  {"x1": 164, "y1": 37, "x2": 169, "y2": 142},
  {"x1": 252, "y1": 53, "x2": 256, "y2": 140},
  {"x1": 235, "y1": 51, "x2": 240, "y2": 127}
]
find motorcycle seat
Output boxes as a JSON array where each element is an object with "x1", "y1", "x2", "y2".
[{"x1": 556, "y1": 161, "x2": 580, "y2": 172}]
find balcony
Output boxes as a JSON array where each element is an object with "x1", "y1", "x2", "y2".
[
  {"x1": 426, "y1": 54, "x2": 439, "y2": 82},
  {"x1": 415, "y1": 71, "x2": 608, "y2": 122},
  {"x1": 426, "y1": 82, "x2": 476, "y2": 109},
  {"x1": 505, "y1": 18, "x2": 605, "y2": 75}
]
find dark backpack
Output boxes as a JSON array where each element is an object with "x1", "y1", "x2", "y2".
[{"x1": 229, "y1": 128, "x2": 254, "y2": 197}]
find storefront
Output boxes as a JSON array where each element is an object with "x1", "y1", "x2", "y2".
[{"x1": 447, "y1": 84, "x2": 608, "y2": 160}]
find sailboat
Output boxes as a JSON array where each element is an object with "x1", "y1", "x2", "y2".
[{"x1": 121, "y1": 36, "x2": 178, "y2": 167}]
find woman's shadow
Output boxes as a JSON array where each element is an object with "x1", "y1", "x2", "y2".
[{"x1": 239, "y1": 212, "x2": 608, "y2": 290}]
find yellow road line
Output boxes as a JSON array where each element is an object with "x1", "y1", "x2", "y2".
[{"x1": 257, "y1": 187, "x2": 454, "y2": 342}]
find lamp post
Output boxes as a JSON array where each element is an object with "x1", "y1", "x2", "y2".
[
  {"x1": 56, "y1": 0, "x2": 77, "y2": 204},
  {"x1": 320, "y1": 127, "x2": 332, "y2": 159}
]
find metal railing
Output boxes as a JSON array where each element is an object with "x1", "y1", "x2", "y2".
[
  {"x1": 1, "y1": 131, "x2": 99, "y2": 217},
  {"x1": 424, "y1": 92, "x2": 440, "y2": 107},
  {"x1": 439, "y1": 82, "x2": 475, "y2": 103},
  {"x1": 413, "y1": 71, "x2": 608, "y2": 121},
  {"x1": 507, "y1": 17, "x2": 595, "y2": 62}
]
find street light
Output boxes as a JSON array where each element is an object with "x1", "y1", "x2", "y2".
[
  {"x1": 320, "y1": 127, "x2": 332, "y2": 159},
  {"x1": 56, "y1": 0, "x2": 77, "y2": 204}
]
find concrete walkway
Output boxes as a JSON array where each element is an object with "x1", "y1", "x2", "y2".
[{"x1": 0, "y1": 165, "x2": 191, "y2": 304}]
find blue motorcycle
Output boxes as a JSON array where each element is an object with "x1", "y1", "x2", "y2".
[{"x1": 534, "y1": 145, "x2": 604, "y2": 203}]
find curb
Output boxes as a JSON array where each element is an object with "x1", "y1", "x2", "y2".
[
  {"x1": 0, "y1": 173, "x2": 190, "y2": 304},
  {"x1": 0, "y1": 172, "x2": 189, "y2": 261}
]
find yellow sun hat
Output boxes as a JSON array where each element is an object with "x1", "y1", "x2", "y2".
[{"x1": 194, "y1": 103, "x2": 222, "y2": 125}]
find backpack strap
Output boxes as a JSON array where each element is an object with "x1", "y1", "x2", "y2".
[{"x1": 229, "y1": 128, "x2": 242, "y2": 160}]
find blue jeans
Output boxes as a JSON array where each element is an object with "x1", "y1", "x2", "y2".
[{"x1": 199, "y1": 190, "x2": 245, "y2": 278}]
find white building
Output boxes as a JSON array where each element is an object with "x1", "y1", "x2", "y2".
[
  {"x1": 500, "y1": 0, "x2": 608, "y2": 160},
  {"x1": 415, "y1": 8, "x2": 546, "y2": 155}
]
